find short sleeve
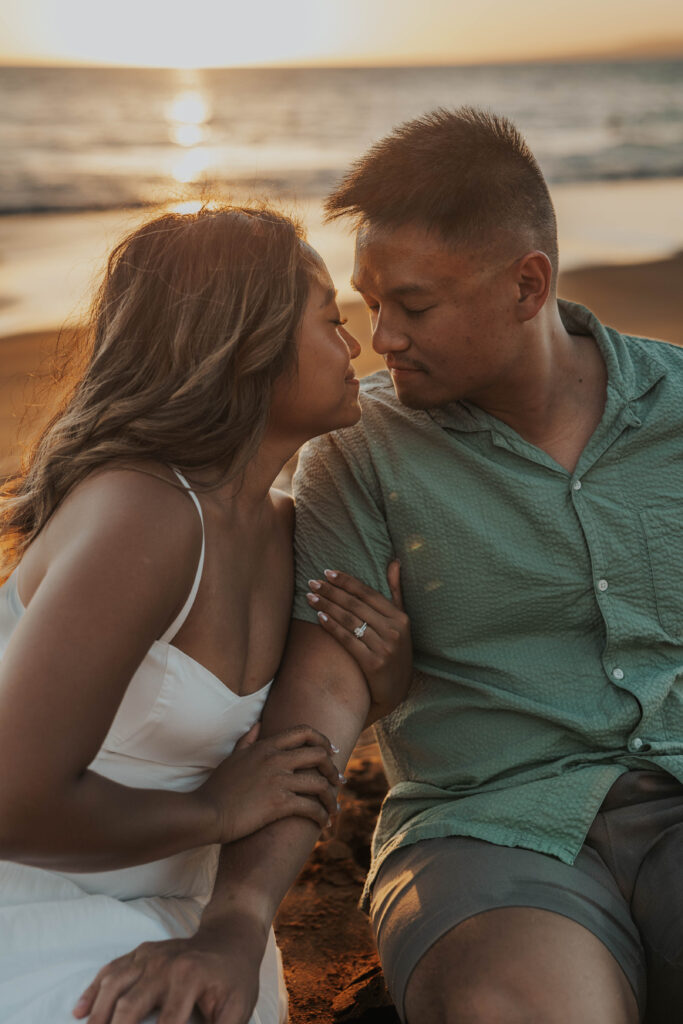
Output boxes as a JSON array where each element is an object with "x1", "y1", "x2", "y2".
[{"x1": 292, "y1": 428, "x2": 394, "y2": 623}]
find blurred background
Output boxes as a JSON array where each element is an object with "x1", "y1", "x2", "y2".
[{"x1": 1, "y1": 0, "x2": 682, "y2": 477}]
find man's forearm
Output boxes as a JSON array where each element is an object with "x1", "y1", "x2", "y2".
[{"x1": 198, "y1": 623, "x2": 371, "y2": 938}]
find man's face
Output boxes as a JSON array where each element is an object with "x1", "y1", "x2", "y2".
[{"x1": 352, "y1": 221, "x2": 524, "y2": 410}]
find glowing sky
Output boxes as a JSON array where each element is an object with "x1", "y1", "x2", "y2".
[{"x1": 1, "y1": 0, "x2": 682, "y2": 67}]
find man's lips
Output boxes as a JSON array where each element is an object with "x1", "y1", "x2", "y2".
[{"x1": 387, "y1": 362, "x2": 424, "y2": 374}]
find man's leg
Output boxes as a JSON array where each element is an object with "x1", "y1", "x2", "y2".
[
  {"x1": 370, "y1": 836, "x2": 646, "y2": 1024},
  {"x1": 404, "y1": 906, "x2": 639, "y2": 1024},
  {"x1": 631, "y1": 823, "x2": 683, "y2": 1023}
]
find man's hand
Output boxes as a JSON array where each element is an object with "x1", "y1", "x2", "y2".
[{"x1": 72, "y1": 916, "x2": 266, "y2": 1024}]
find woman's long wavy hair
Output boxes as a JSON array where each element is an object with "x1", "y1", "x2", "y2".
[{"x1": 0, "y1": 203, "x2": 317, "y2": 577}]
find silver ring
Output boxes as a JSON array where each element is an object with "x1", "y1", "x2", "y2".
[{"x1": 353, "y1": 620, "x2": 368, "y2": 640}]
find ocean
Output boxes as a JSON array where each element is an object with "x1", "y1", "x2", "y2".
[{"x1": 2, "y1": 60, "x2": 683, "y2": 215}]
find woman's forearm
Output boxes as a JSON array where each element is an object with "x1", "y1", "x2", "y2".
[{"x1": 0, "y1": 769, "x2": 217, "y2": 872}]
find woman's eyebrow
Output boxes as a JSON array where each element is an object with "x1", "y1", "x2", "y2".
[{"x1": 320, "y1": 286, "x2": 338, "y2": 307}]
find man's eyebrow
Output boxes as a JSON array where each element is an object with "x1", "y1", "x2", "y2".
[
  {"x1": 349, "y1": 280, "x2": 433, "y2": 295},
  {"x1": 319, "y1": 286, "x2": 338, "y2": 307},
  {"x1": 390, "y1": 283, "x2": 433, "y2": 296}
]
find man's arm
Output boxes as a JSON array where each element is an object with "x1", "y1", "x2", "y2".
[
  {"x1": 75, "y1": 621, "x2": 369, "y2": 1024},
  {"x1": 199, "y1": 621, "x2": 370, "y2": 930}
]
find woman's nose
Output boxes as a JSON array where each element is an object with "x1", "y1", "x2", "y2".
[{"x1": 341, "y1": 326, "x2": 362, "y2": 359}]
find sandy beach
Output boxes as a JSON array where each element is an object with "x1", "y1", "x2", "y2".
[{"x1": 1, "y1": 244, "x2": 682, "y2": 1022}]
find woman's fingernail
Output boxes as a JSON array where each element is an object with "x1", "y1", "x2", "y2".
[
  {"x1": 331, "y1": 742, "x2": 340, "y2": 753},
  {"x1": 336, "y1": 799, "x2": 341, "y2": 812},
  {"x1": 308, "y1": 579, "x2": 322, "y2": 590},
  {"x1": 338, "y1": 773, "x2": 347, "y2": 784},
  {"x1": 324, "y1": 569, "x2": 338, "y2": 579},
  {"x1": 317, "y1": 611, "x2": 328, "y2": 622},
  {"x1": 306, "y1": 592, "x2": 320, "y2": 604}
]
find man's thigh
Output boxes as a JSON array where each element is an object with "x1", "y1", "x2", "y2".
[
  {"x1": 404, "y1": 906, "x2": 638, "y2": 1024},
  {"x1": 370, "y1": 835, "x2": 645, "y2": 1023}
]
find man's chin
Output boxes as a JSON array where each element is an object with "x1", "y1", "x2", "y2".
[{"x1": 390, "y1": 378, "x2": 435, "y2": 410}]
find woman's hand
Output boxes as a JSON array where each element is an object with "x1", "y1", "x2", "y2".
[
  {"x1": 197, "y1": 723, "x2": 341, "y2": 844},
  {"x1": 306, "y1": 560, "x2": 412, "y2": 722},
  {"x1": 73, "y1": 913, "x2": 265, "y2": 1024}
]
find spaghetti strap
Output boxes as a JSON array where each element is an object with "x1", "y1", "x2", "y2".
[{"x1": 158, "y1": 468, "x2": 206, "y2": 644}]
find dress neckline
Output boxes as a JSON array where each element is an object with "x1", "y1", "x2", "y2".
[
  {"x1": 155, "y1": 639, "x2": 274, "y2": 702},
  {"x1": 8, "y1": 571, "x2": 273, "y2": 703}
]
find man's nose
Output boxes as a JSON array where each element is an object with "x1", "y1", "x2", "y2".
[{"x1": 371, "y1": 311, "x2": 409, "y2": 354}]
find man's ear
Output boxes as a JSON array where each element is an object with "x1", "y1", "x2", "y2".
[{"x1": 515, "y1": 251, "x2": 553, "y2": 322}]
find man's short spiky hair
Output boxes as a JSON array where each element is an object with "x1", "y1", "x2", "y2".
[{"x1": 324, "y1": 106, "x2": 559, "y2": 278}]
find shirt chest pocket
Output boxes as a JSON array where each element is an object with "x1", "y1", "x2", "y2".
[{"x1": 640, "y1": 507, "x2": 683, "y2": 640}]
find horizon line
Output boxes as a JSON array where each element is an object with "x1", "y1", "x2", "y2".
[{"x1": 2, "y1": 47, "x2": 683, "y2": 72}]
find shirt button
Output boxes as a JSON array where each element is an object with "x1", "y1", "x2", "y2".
[
  {"x1": 572, "y1": 479, "x2": 582, "y2": 491},
  {"x1": 631, "y1": 737, "x2": 644, "y2": 751},
  {"x1": 612, "y1": 667, "x2": 625, "y2": 681},
  {"x1": 597, "y1": 578, "x2": 609, "y2": 592}
]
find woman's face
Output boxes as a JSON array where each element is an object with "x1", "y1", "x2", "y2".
[{"x1": 269, "y1": 263, "x2": 362, "y2": 443}]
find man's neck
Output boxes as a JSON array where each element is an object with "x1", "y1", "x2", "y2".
[{"x1": 477, "y1": 305, "x2": 608, "y2": 473}]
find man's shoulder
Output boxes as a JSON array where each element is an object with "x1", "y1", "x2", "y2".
[
  {"x1": 623, "y1": 332, "x2": 683, "y2": 365},
  {"x1": 613, "y1": 327, "x2": 683, "y2": 399}
]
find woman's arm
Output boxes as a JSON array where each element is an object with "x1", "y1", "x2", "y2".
[
  {"x1": 0, "y1": 469, "x2": 220, "y2": 870},
  {"x1": 0, "y1": 471, "x2": 339, "y2": 872}
]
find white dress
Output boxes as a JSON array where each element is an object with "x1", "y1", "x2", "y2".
[{"x1": 0, "y1": 470, "x2": 289, "y2": 1024}]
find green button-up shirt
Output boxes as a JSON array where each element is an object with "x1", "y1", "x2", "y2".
[{"x1": 292, "y1": 300, "x2": 683, "y2": 907}]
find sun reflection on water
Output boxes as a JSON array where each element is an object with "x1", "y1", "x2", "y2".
[
  {"x1": 168, "y1": 91, "x2": 209, "y2": 127},
  {"x1": 167, "y1": 88, "x2": 211, "y2": 184}
]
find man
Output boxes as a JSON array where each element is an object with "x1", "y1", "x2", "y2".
[{"x1": 81, "y1": 109, "x2": 683, "y2": 1023}]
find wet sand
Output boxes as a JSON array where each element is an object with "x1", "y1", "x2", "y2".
[{"x1": 0, "y1": 258, "x2": 682, "y2": 1020}]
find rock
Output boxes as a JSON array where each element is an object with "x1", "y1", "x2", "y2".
[
  {"x1": 332, "y1": 964, "x2": 400, "y2": 1022},
  {"x1": 318, "y1": 839, "x2": 354, "y2": 862}
]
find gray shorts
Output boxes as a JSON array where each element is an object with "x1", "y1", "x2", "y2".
[{"x1": 370, "y1": 770, "x2": 683, "y2": 1023}]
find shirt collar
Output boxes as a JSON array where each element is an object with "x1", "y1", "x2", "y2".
[{"x1": 429, "y1": 299, "x2": 666, "y2": 434}]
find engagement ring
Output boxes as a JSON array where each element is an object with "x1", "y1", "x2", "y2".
[{"x1": 353, "y1": 621, "x2": 368, "y2": 639}]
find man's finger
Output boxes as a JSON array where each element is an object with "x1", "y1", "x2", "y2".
[
  {"x1": 109, "y1": 980, "x2": 164, "y2": 1024},
  {"x1": 156, "y1": 977, "x2": 200, "y2": 1024},
  {"x1": 85, "y1": 967, "x2": 143, "y2": 1024}
]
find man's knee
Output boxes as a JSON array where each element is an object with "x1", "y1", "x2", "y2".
[
  {"x1": 402, "y1": 908, "x2": 639, "y2": 1024},
  {"x1": 405, "y1": 971, "x2": 542, "y2": 1024}
]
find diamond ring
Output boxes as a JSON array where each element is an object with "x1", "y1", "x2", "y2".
[{"x1": 353, "y1": 621, "x2": 368, "y2": 639}]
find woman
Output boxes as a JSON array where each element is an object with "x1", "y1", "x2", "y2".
[{"x1": 0, "y1": 205, "x2": 410, "y2": 1023}]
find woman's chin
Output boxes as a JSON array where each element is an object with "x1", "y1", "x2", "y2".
[{"x1": 315, "y1": 399, "x2": 362, "y2": 437}]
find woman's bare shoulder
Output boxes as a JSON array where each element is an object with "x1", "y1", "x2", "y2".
[{"x1": 21, "y1": 462, "x2": 202, "y2": 607}]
